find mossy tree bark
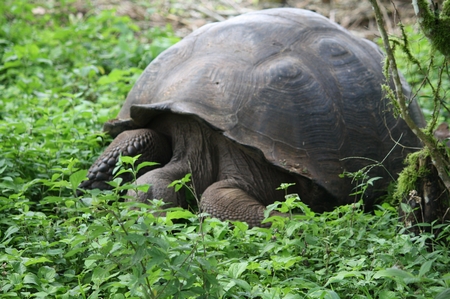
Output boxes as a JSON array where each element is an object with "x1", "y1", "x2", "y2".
[
  {"x1": 368, "y1": 0, "x2": 450, "y2": 232},
  {"x1": 398, "y1": 153, "x2": 450, "y2": 235},
  {"x1": 412, "y1": 0, "x2": 450, "y2": 59},
  {"x1": 368, "y1": 0, "x2": 450, "y2": 189}
]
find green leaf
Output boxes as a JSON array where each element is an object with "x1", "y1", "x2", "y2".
[
  {"x1": 64, "y1": 247, "x2": 89, "y2": 258},
  {"x1": 276, "y1": 182, "x2": 296, "y2": 191},
  {"x1": 418, "y1": 259, "x2": 434, "y2": 277},
  {"x1": 38, "y1": 266, "x2": 56, "y2": 282},
  {"x1": 2, "y1": 226, "x2": 19, "y2": 241},
  {"x1": 136, "y1": 184, "x2": 150, "y2": 193},
  {"x1": 136, "y1": 161, "x2": 159, "y2": 172},
  {"x1": 26, "y1": 43, "x2": 40, "y2": 60},
  {"x1": 41, "y1": 196, "x2": 64, "y2": 204},
  {"x1": 166, "y1": 210, "x2": 195, "y2": 221},
  {"x1": 146, "y1": 247, "x2": 168, "y2": 269},
  {"x1": 436, "y1": 289, "x2": 450, "y2": 299},
  {"x1": 228, "y1": 262, "x2": 248, "y2": 279},
  {"x1": 374, "y1": 268, "x2": 415, "y2": 280},
  {"x1": 114, "y1": 168, "x2": 132, "y2": 177},
  {"x1": 65, "y1": 200, "x2": 75, "y2": 207},
  {"x1": 378, "y1": 290, "x2": 397, "y2": 299},
  {"x1": 85, "y1": 254, "x2": 102, "y2": 269},
  {"x1": 325, "y1": 271, "x2": 364, "y2": 286},
  {"x1": 120, "y1": 155, "x2": 140, "y2": 165},
  {"x1": 325, "y1": 291, "x2": 341, "y2": 299},
  {"x1": 131, "y1": 246, "x2": 146, "y2": 265},
  {"x1": 24, "y1": 257, "x2": 52, "y2": 266},
  {"x1": 231, "y1": 278, "x2": 251, "y2": 291},
  {"x1": 23, "y1": 273, "x2": 38, "y2": 285},
  {"x1": 1, "y1": 292, "x2": 20, "y2": 297},
  {"x1": 92, "y1": 267, "x2": 110, "y2": 286},
  {"x1": 373, "y1": 268, "x2": 420, "y2": 285},
  {"x1": 168, "y1": 174, "x2": 192, "y2": 192},
  {"x1": 308, "y1": 289, "x2": 341, "y2": 299},
  {"x1": 285, "y1": 221, "x2": 303, "y2": 237},
  {"x1": 70, "y1": 169, "x2": 88, "y2": 194}
]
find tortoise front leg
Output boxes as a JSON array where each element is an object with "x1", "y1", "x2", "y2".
[
  {"x1": 200, "y1": 179, "x2": 287, "y2": 227},
  {"x1": 79, "y1": 129, "x2": 172, "y2": 191},
  {"x1": 126, "y1": 162, "x2": 190, "y2": 209}
]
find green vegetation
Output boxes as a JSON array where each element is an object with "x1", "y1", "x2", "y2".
[
  {"x1": 393, "y1": 150, "x2": 429, "y2": 204},
  {"x1": 393, "y1": 26, "x2": 450, "y2": 122},
  {"x1": 1, "y1": 1, "x2": 449, "y2": 298}
]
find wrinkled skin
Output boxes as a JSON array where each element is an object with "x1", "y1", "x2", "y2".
[{"x1": 80, "y1": 114, "x2": 332, "y2": 227}]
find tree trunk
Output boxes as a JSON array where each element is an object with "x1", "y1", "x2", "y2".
[{"x1": 399, "y1": 154, "x2": 450, "y2": 235}]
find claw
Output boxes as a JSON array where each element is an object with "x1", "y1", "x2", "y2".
[{"x1": 79, "y1": 128, "x2": 172, "y2": 192}]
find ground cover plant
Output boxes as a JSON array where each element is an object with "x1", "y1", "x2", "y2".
[{"x1": 1, "y1": 1, "x2": 449, "y2": 298}]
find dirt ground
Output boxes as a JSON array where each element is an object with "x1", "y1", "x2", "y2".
[{"x1": 70, "y1": 0, "x2": 442, "y2": 40}]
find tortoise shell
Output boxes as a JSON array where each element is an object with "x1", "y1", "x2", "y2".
[{"x1": 104, "y1": 8, "x2": 423, "y2": 203}]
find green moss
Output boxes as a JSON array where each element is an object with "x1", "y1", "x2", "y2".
[
  {"x1": 393, "y1": 149, "x2": 430, "y2": 204},
  {"x1": 413, "y1": 0, "x2": 450, "y2": 58}
]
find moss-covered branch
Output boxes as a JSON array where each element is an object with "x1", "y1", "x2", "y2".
[
  {"x1": 412, "y1": 0, "x2": 450, "y2": 58},
  {"x1": 368, "y1": 0, "x2": 450, "y2": 190}
]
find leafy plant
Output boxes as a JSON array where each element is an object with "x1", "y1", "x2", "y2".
[{"x1": 1, "y1": 1, "x2": 449, "y2": 298}]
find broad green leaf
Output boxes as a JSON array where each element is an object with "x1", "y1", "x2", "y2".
[
  {"x1": 120, "y1": 155, "x2": 140, "y2": 165},
  {"x1": 38, "y1": 266, "x2": 56, "y2": 282},
  {"x1": 70, "y1": 169, "x2": 88, "y2": 194},
  {"x1": 1, "y1": 292, "x2": 20, "y2": 297},
  {"x1": 136, "y1": 184, "x2": 150, "y2": 193},
  {"x1": 285, "y1": 221, "x2": 303, "y2": 237},
  {"x1": 325, "y1": 271, "x2": 364, "y2": 286},
  {"x1": 436, "y1": 289, "x2": 450, "y2": 299},
  {"x1": 378, "y1": 290, "x2": 397, "y2": 299},
  {"x1": 324, "y1": 291, "x2": 341, "y2": 299},
  {"x1": 2, "y1": 226, "x2": 19, "y2": 241},
  {"x1": 131, "y1": 246, "x2": 145, "y2": 265},
  {"x1": 166, "y1": 209, "x2": 195, "y2": 221},
  {"x1": 114, "y1": 168, "x2": 132, "y2": 177},
  {"x1": 64, "y1": 247, "x2": 89, "y2": 258},
  {"x1": 308, "y1": 289, "x2": 341, "y2": 299},
  {"x1": 24, "y1": 257, "x2": 52, "y2": 266},
  {"x1": 92, "y1": 267, "x2": 110, "y2": 286},
  {"x1": 228, "y1": 262, "x2": 248, "y2": 279},
  {"x1": 374, "y1": 268, "x2": 420, "y2": 285},
  {"x1": 85, "y1": 254, "x2": 102, "y2": 269},
  {"x1": 32, "y1": 291, "x2": 50, "y2": 298},
  {"x1": 41, "y1": 196, "x2": 64, "y2": 204},
  {"x1": 136, "y1": 161, "x2": 159, "y2": 172},
  {"x1": 231, "y1": 278, "x2": 251, "y2": 291},
  {"x1": 23, "y1": 273, "x2": 38, "y2": 285},
  {"x1": 418, "y1": 259, "x2": 434, "y2": 278}
]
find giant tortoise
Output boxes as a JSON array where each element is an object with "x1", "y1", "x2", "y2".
[{"x1": 79, "y1": 8, "x2": 424, "y2": 227}]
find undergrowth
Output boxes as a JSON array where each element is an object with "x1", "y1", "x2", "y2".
[{"x1": 1, "y1": 1, "x2": 449, "y2": 298}]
